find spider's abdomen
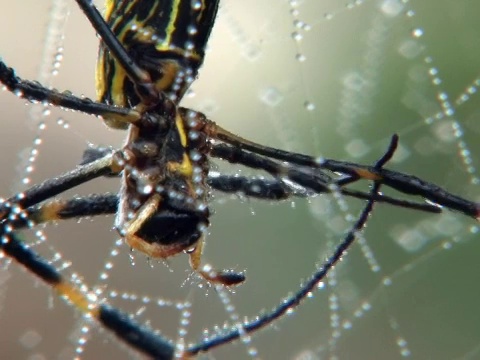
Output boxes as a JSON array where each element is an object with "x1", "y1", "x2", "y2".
[{"x1": 96, "y1": 0, "x2": 220, "y2": 129}]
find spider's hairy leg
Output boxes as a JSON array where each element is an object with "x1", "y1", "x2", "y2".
[
  {"x1": 81, "y1": 144, "x2": 302, "y2": 200},
  {"x1": 0, "y1": 59, "x2": 141, "y2": 124},
  {"x1": 74, "y1": 0, "x2": 156, "y2": 102},
  {"x1": 0, "y1": 153, "x2": 115, "y2": 222},
  {"x1": 6, "y1": 194, "x2": 117, "y2": 232},
  {"x1": 208, "y1": 175, "x2": 299, "y2": 200},
  {"x1": 210, "y1": 143, "x2": 441, "y2": 214},
  {"x1": 205, "y1": 120, "x2": 480, "y2": 220},
  {"x1": 321, "y1": 159, "x2": 480, "y2": 219},
  {"x1": 12, "y1": 184, "x2": 287, "y2": 234},
  {"x1": 0, "y1": 231, "x2": 175, "y2": 359},
  {"x1": 188, "y1": 237, "x2": 246, "y2": 286}
]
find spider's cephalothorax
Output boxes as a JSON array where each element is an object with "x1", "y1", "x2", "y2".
[
  {"x1": 112, "y1": 95, "x2": 235, "y2": 283},
  {"x1": 114, "y1": 97, "x2": 208, "y2": 255}
]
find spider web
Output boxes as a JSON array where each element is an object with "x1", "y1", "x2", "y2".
[{"x1": 0, "y1": 0, "x2": 479, "y2": 359}]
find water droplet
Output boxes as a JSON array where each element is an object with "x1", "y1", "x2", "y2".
[
  {"x1": 380, "y1": 0, "x2": 404, "y2": 17},
  {"x1": 324, "y1": 12, "x2": 334, "y2": 20},
  {"x1": 259, "y1": 87, "x2": 284, "y2": 107},
  {"x1": 291, "y1": 31, "x2": 303, "y2": 41},
  {"x1": 295, "y1": 53, "x2": 306, "y2": 62},
  {"x1": 304, "y1": 101, "x2": 315, "y2": 111},
  {"x1": 412, "y1": 28, "x2": 424, "y2": 38}
]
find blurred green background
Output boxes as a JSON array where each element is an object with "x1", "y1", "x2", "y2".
[{"x1": 0, "y1": 0, "x2": 479, "y2": 359}]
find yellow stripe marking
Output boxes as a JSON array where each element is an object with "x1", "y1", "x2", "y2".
[
  {"x1": 175, "y1": 112, "x2": 188, "y2": 147},
  {"x1": 54, "y1": 282, "x2": 100, "y2": 316},
  {"x1": 355, "y1": 168, "x2": 382, "y2": 180},
  {"x1": 163, "y1": 0, "x2": 181, "y2": 48},
  {"x1": 167, "y1": 154, "x2": 193, "y2": 177}
]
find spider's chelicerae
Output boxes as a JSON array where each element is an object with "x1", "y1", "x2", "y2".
[{"x1": 0, "y1": 0, "x2": 478, "y2": 358}]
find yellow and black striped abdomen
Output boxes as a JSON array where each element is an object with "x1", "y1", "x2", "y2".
[{"x1": 96, "y1": 0, "x2": 219, "y2": 129}]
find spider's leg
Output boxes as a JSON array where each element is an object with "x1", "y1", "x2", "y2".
[
  {"x1": 0, "y1": 230, "x2": 174, "y2": 359},
  {"x1": 322, "y1": 159, "x2": 480, "y2": 219},
  {"x1": 0, "y1": 59, "x2": 141, "y2": 123},
  {"x1": 206, "y1": 121, "x2": 479, "y2": 219},
  {"x1": 208, "y1": 173, "x2": 439, "y2": 213},
  {"x1": 74, "y1": 0, "x2": 156, "y2": 101},
  {"x1": 0, "y1": 154, "x2": 115, "y2": 221},
  {"x1": 121, "y1": 193, "x2": 175, "y2": 258},
  {"x1": 210, "y1": 143, "x2": 441, "y2": 214},
  {"x1": 79, "y1": 146, "x2": 297, "y2": 199},
  {"x1": 210, "y1": 143, "x2": 333, "y2": 191},
  {"x1": 188, "y1": 237, "x2": 245, "y2": 286},
  {"x1": 208, "y1": 174, "x2": 298, "y2": 200},
  {"x1": 79, "y1": 146, "x2": 300, "y2": 199},
  {"x1": 5, "y1": 194, "x2": 117, "y2": 231}
]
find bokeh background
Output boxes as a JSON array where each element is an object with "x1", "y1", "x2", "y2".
[{"x1": 1, "y1": 0, "x2": 480, "y2": 359}]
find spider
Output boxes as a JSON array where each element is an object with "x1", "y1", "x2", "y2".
[{"x1": 0, "y1": 0, "x2": 478, "y2": 358}]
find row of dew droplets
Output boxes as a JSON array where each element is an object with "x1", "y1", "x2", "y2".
[
  {"x1": 214, "y1": 285, "x2": 259, "y2": 358},
  {"x1": 402, "y1": 0, "x2": 480, "y2": 241},
  {"x1": 338, "y1": 2, "x2": 413, "y2": 358},
  {"x1": 294, "y1": 0, "x2": 424, "y2": 358},
  {"x1": 423, "y1": 61, "x2": 479, "y2": 186},
  {"x1": 283, "y1": 1, "x2": 391, "y2": 359},
  {"x1": 1, "y1": 1, "x2": 78, "y2": 358},
  {"x1": 288, "y1": 0, "x2": 315, "y2": 113},
  {"x1": 13, "y1": 0, "x2": 69, "y2": 191},
  {"x1": 322, "y1": 1, "x2": 479, "y2": 358},
  {"x1": 320, "y1": 2, "x2": 452, "y2": 357},
  {"x1": 400, "y1": 0, "x2": 480, "y2": 189},
  {"x1": 289, "y1": 0, "x2": 388, "y2": 358}
]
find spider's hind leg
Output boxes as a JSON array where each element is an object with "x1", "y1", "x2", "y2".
[{"x1": 188, "y1": 238, "x2": 245, "y2": 286}]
